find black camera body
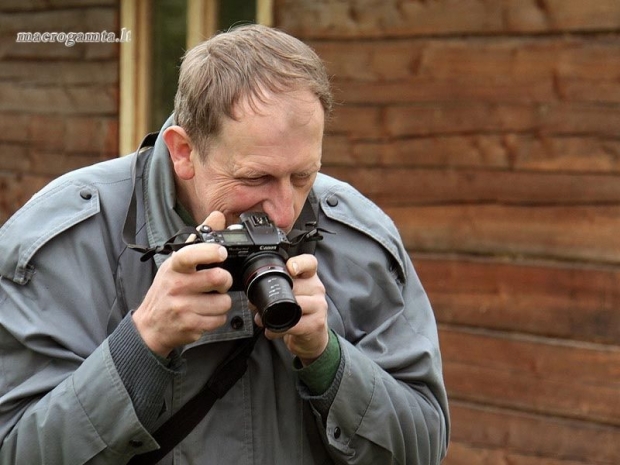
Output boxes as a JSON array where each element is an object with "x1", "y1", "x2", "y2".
[{"x1": 197, "y1": 212, "x2": 301, "y2": 332}]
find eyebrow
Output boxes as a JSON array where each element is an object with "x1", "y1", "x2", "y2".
[{"x1": 236, "y1": 162, "x2": 321, "y2": 179}]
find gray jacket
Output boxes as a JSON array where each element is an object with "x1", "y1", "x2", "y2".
[{"x1": 0, "y1": 128, "x2": 449, "y2": 464}]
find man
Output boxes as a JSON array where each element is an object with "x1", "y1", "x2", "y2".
[{"x1": 0, "y1": 24, "x2": 449, "y2": 464}]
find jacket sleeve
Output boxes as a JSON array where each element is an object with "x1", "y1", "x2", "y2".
[
  {"x1": 308, "y1": 177, "x2": 450, "y2": 464},
  {"x1": 0, "y1": 180, "x2": 160, "y2": 464}
]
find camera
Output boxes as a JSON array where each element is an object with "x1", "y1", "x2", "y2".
[{"x1": 197, "y1": 212, "x2": 302, "y2": 332}]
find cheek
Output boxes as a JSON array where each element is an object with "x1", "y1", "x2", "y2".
[
  {"x1": 218, "y1": 185, "x2": 266, "y2": 215},
  {"x1": 192, "y1": 179, "x2": 244, "y2": 219}
]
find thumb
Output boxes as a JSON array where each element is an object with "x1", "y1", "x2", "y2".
[{"x1": 202, "y1": 211, "x2": 227, "y2": 231}]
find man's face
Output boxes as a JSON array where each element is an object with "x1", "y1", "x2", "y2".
[{"x1": 185, "y1": 90, "x2": 324, "y2": 232}]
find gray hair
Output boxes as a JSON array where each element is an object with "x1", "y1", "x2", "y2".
[{"x1": 174, "y1": 24, "x2": 333, "y2": 157}]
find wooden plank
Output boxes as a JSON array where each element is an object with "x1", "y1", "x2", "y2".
[
  {"x1": 414, "y1": 256, "x2": 620, "y2": 346},
  {"x1": 315, "y1": 37, "x2": 620, "y2": 82},
  {"x1": 385, "y1": 102, "x2": 620, "y2": 138},
  {"x1": 440, "y1": 328, "x2": 620, "y2": 425},
  {"x1": 313, "y1": 37, "x2": 620, "y2": 104},
  {"x1": 323, "y1": 134, "x2": 620, "y2": 174},
  {"x1": 276, "y1": 0, "x2": 620, "y2": 37},
  {"x1": 331, "y1": 70, "x2": 556, "y2": 106},
  {"x1": 0, "y1": 82, "x2": 117, "y2": 114},
  {"x1": 448, "y1": 401, "x2": 620, "y2": 465},
  {"x1": 328, "y1": 102, "x2": 620, "y2": 139},
  {"x1": 320, "y1": 167, "x2": 620, "y2": 206},
  {"x1": 0, "y1": 0, "x2": 116, "y2": 10},
  {"x1": 3, "y1": 8, "x2": 118, "y2": 60},
  {"x1": 384, "y1": 204, "x2": 620, "y2": 264},
  {"x1": 0, "y1": 61, "x2": 118, "y2": 86},
  {"x1": 331, "y1": 77, "x2": 619, "y2": 106},
  {"x1": 0, "y1": 174, "x2": 51, "y2": 224},
  {"x1": 444, "y1": 442, "x2": 589, "y2": 465},
  {"x1": 0, "y1": 114, "x2": 29, "y2": 143}
]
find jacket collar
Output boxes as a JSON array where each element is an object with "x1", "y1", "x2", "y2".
[{"x1": 143, "y1": 115, "x2": 186, "y2": 267}]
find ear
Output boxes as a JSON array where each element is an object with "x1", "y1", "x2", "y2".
[{"x1": 163, "y1": 125, "x2": 195, "y2": 180}]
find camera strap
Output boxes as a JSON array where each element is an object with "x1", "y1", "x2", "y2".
[
  {"x1": 121, "y1": 132, "x2": 158, "y2": 256},
  {"x1": 287, "y1": 189, "x2": 321, "y2": 256},
  {"x1": 128, "y1": 326, "x2": 264, "y2": 465}
]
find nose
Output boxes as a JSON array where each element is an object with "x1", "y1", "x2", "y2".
[{"x1": 262, "y1": 180, "x2": 296, "y2": 231}]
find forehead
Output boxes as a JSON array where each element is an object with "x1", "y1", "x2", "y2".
[
  {"x1": 202, "y1": 90, "x2": 324, "y2": 176},
  {"x1": 214, "y1": 90, "x2": 324, "y2": 149}
]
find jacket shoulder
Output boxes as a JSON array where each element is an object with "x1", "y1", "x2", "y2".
[
  {"x1": 0, "y1": 156, "x2": 135, "y2": 284},
  {"x1": 312, "y1": 173, "x2": 408, "y2": 281}
]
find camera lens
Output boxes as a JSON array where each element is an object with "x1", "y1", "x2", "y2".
[{"x1": 242, "y1": 253, "x2": 302, "y2": 332}]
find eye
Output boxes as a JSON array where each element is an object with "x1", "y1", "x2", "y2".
[
  {"x1": 291, "y1": 172, "x2": 316, "y2": 187},
  {"x1": 240, "y1": 176, "x2": 269, "y2": 186}
]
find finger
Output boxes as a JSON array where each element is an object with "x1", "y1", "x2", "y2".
[
  {"x1": 203, "y1": 211, "x2": 227, "y2": 230},
  {"x1": 293, "y1": 294, "x2": 327, "y2": 321},
  {"x1": 171, "y1": 243, "x2": 228, "y2": 273},
  {"x1": 287, "y1": 254, "x2": 318, "y2": 279},
  {"x1": 195, "y1": 266, "x2": 233, "y2": 294},
  {"x1": 253, "y1": 312, "x2": 263, "y2": 328}
]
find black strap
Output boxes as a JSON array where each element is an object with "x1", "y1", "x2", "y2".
[
  {"x1": 128, "y1": 327, "x2": 264, "y2": 465},
  {"x1": 122, "y1": 132, "x2": 159, "y2": 255},
  {"x1": 286, "y1": 189, "x2": 321, "y2": 257}
]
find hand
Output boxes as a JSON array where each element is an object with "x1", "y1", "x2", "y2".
[
  {"x1": 133, "y1": 212, "x2": 233, "y2": 357},
  {"x1": 255, "y1": 254, "x2": 329, "y2": 366}
]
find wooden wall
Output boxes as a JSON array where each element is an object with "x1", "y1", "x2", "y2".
[
  {"x1": 0, "y1": 0, "x2": 119, "y2": 224},
  {"x1": 276, "y1": 1, "x2": 620, "y2": 464},
  {"x1": 2, "y1": 1, "x2": 619, "y2": 462}
]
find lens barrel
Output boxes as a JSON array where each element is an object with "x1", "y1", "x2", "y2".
[{"x1": 242, "y1": 253, "x2": 302, "y2": 332}]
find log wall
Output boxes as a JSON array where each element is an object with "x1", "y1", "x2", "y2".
[
  {"x1": 2, "y1": 1, "x2": 619, "y2": 462},
  {"x1": 0, "y1": 0, "x2": 119, "y2": 223},
  {"x1": 276, "y1": 1, "x2": 620, "y2": 463}
]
